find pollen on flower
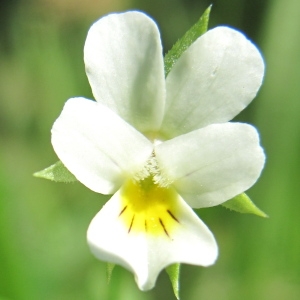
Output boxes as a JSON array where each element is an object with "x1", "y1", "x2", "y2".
[
  {"x1": 133, "y1": 152, "x2": 172, "y2": 188},
  {"x1": 119, "y1": 177, "x2": 181, "y2": 237}
]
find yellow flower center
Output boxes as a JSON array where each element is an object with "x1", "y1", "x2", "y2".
[{"x1": 119, "y1": 177, "x2": 181, "y2": 237}]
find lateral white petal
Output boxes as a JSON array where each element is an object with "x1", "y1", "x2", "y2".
[
  {"x1": 87, "y1": 189, "x2": 217, "y2": 291},
  {"x1": 160, "y1": 26, "x2": 264, "y2": 138},
  {"x1": 155, "y1": 123, "x2": 265, "y2": 208},
  {"x1": 84, "y1": 11, "x2": 165, "y2": 133},
  {"x1": 51, "y1": 98, "x2": 153, "y2": 194}
]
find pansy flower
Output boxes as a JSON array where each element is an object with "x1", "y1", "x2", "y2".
[{"x1": 50, "y1": 11, "x2": 265, "y2": 291}]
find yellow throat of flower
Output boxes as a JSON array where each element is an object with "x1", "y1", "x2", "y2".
[{"x1": 119, "y1": 177, "x2": 181, "y2": 238}]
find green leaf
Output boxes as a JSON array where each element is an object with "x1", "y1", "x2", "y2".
[
  {"x1": 166, "y1": 263, "x2": 180, "y2": 300},
  {"x1": 106, "y1": 263, "x2": 115, "y2": 284},
  {"x1": 33, "y1": 161, "x2": 77, "y2": 183},
  {"x1": 222, "y1": 193, "x2": 268, "y2": 218},
  {"x1": 164, "y1": 5, "x2": 212, "y2": 77}
]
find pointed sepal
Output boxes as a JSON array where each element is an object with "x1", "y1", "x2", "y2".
[
  {"x1": 222, "y1": 193, "x2": 268, "y2": 218},
  {"x1": 166, "y1": 263, "x2": 180, "y2": 300},
  {"x1": 33, "y1": 161, "x2": 77, "y2": 183},
  {"x1": 106, "y1": 263, "x2": 115, "y2": 284},
  {"x1": 164, "y1": 5, "x2": 212, "y2": 76}
]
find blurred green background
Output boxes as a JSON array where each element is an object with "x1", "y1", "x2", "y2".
[{"x1": 0, "y1": 0, "x2": 299, "y2": 299}]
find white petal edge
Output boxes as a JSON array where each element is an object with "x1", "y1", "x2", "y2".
[
  {"x1": 84, "y1": 11, "x2": 166, "y2": 134},
  {"x1": 87, "y1": 189, "x2": 218, "y2": 291},
  {"x1": 155, "y1": 123, "x2": 265, "y2": 208},
  {"x1": 51, "y1": 97, "x2": 153, "y2": 194},
  {"x1": 160, "y1": 26, "x2": 265, "y2": 138}
]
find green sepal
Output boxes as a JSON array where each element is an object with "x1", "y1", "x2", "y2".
[
  {"x1": 164, "y1": 5, "x2": 212, "y2": 77},
  {"x1": 166, "y1": 263, "x2": 180, "y2": 300},
  {"x1": 106, "y1": 263, "x2": 115, "y2": 284},
  {"x1": 33, "y1": 161, "x2": 77, "y2": 183},
  {"x1": 222, "y1": 193, "x2": 268, "y2": 218}
]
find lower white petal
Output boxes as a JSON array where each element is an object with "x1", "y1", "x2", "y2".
[
  {"x1": 87, "y1": 181, "x2": 217, "y2": 291},
  {"x1": 155, "y1": 122, "x2": 265, "y2": 208}
]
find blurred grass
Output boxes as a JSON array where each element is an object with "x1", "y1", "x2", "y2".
[{"x1": 0, "y1": 0, "x2": 300, "y2": 299}]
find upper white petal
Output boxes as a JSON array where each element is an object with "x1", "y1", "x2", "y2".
[
  {"x1": 155, "y1": 123, "x2": 265, "y2": 208},
  {"x1": 87, "y1": 189, "x2": 217, "y2": 291},
  {"x1": 51, "y1": 98, "x2": 153, "y2": 194},
  {"x1": 160, "y1": 26, "x2": 265, "y2": 138},
  {"x1": 84, "y1": 11, "x2": 166, "y2": 134}
]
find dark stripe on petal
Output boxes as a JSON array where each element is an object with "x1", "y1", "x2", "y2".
[
  {"x1": 119, "y1": 205, "x2": 127, "y2": 217},
  {"x1": 167, "y1": 210, "x2": 180, "y2": 223},
  {"x1": 128, "y1": 215, "x2": 135, "y2": 233},
  {"x1": 159, "y1": 218, "x2": 170, "y2": 237}
]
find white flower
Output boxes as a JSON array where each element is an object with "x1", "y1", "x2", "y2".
[{"x1": 51, "y1": 11, "x2": 265, "y2": 291}]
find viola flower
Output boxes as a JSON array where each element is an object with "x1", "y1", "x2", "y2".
[{"x1": 51, "y1": 11, "x2": 265, "y2": 291}]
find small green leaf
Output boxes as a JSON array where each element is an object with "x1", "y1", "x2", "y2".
[
  {"x1": 166, "y1": 263, "x2": 180, "y2": 300},
  {"x1": 222, "y1": 193, "x2": 268, "y2": 218},
  {"x1": 106, "y1": 263, "x2": 115, "y2": 284},
  {"x1": 164, "y1": 5, "x2": 212, "y2": 77},
  {"x1": 33, "y1": 161, "x2": 77, "y2": 183}
]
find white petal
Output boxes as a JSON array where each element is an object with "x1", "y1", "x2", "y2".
[
  {"x1": 87, "y1": 188, "x2": 217, "y2": 291},
  {"x1": 160, "y1": 26, "x2": 265, "y2": 138},
  {"x1": 84, "y1": 11, "x2": 165, "y2": 134},
  {"x1": 51, "y1": 98, "x2": 153, "y2": 194},
  {"x1": 155, "y1": 123, "x2": 265, "y2": 208}
]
